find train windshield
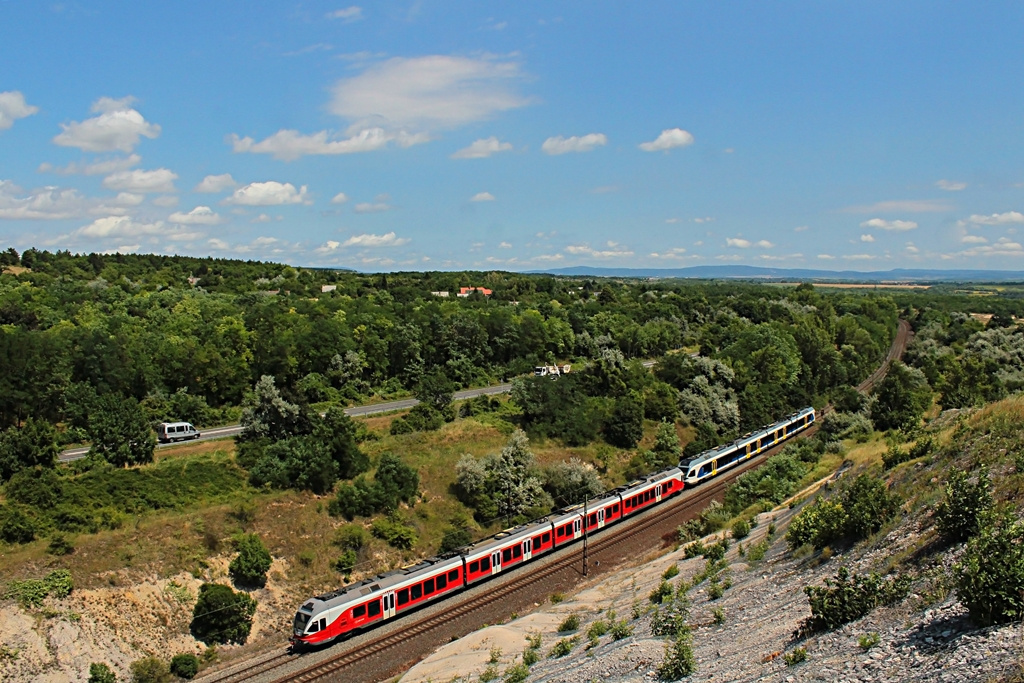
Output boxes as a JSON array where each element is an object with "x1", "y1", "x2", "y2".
[{"x1": 293, "y1": 611, "x2": 311, "y2": 632}]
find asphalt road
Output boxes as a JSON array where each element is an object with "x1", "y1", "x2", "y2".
[{"x1": 58, "y1": 361, "x2": 659, "y2": 463}]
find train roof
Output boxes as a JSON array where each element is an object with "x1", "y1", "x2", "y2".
[
  {"x1": 311, "y1": 553, "x2": 465, "y2": 609},
  {"x1": 679, "y1": 408, "x2": 814, "y2": 469},
  {"x1": 460, "y1": 519, "x2": 552, "y2": 558}
]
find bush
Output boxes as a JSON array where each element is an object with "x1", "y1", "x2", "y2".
[
  {"x1": 657, "y1": 633, "x2": 696, "y2": 680},
  {"x1": 47, "y1": 534, "x2": 74, "y2": 556},
  {"x1": 0, "y1": 505, "x2": 36, "y2": 544},
  {"x1": 438, "y1": 522, "x2": 473, "y2": 553},
  {"x1": 169, "y1": 653, "x2": 199, "y2": 679},
  {"x1": 786, "y1": 475, "x2": 897, "y2": 550},
  {"x1": 228, "y1": 534, "x2": 272, "y2": 587},
  {"x1": 371, "y1": 516, "x2": 418, "y2": 550},
  {"x1": 936, "y1": 467, "x2": 993, "y2": 544},
  {"x1": 956, "y1": 513, "x2": 1024, "y2": 625},
  {"x1": 649, "y1": 580, "x2": 673, "y2": 605},
  {"x1": 548, "y1": 636, "x2": 578, "y2": 658},
  {"x1": 389, "y1": 418, "x2": 414, "y2": 435},
  {"x1": 557, "y1": 613, "x2": 580, "y2": 632},
  {"x1": 784, "y1": 647, "x2": 807, "y2": 666},
  {"x1": 522, "y1": 647, "x2": 539, "y2": 666},
  {"x1": 5, "y1": 569, "x2": 73, "y2": 608},
  {"x1": 859, "y1": 632, "x2": 880, "y2": 650},
  {"x1": 587, "y1": 619, "x2": 609, "y2": 639},
  {"x1": 731, "y1": 518, "x2": 750, "y2": 540},
  {"x1": 334, "y1": 549, "x2": 358, "y2": 576},
  {"x1": 88, "y1": 663, "x2": 116, "y2": 683},
  {"x1": 190, "y1": 583, "x2": 257, "y2": 645},
  {"x1": 610, "y1": 619, "x2": 634, "y2": 640},
  {"x1": 801, "y1": 566, "x2": 910, "y2": 633},
  {"x1": 503, "y1": 663, "x2": 530, "y2": 683},
  {"x1": 662, "y1": 564, "x2": 679, "y2": 580},
  {"x1": 333, "y1": 524, "x2": 368, "y2": 550},
  {"x1": 130, "y1": 656, "x2": 171, "y2": 683}
]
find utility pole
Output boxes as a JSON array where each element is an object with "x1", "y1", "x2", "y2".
[
  {"x1": 505, "y1": 479, "x2": 512, "y2": 529},
  {"x1": 582, "y1": 495, "x2": 589, "y2": 577}
]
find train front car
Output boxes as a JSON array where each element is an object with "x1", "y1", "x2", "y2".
[{"x1": 291, "y1": 597, "x2": 331, "y2": 648}]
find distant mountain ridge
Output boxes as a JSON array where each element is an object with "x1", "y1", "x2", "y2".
[{"x1": 524, "y1": 265, "x2": 1024, "y2": 282}]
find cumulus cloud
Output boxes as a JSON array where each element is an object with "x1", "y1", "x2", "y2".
[
  {"x1": 168, "y1": 206, "x2": 224, "y2": 226},
  {"x1": 726, "y1": 237, "x2": 751, "y2": 248},
  {"x1": 39, "y1": 154, "x2": 142, "y2": 176},
  {"x1": 843, "y1": 200, "x2": 952, "y2": 213},
  {"x1": 860, "y1": 234, "x2": 875, "y2": 242},
  {"x1": 936, "y1": 179, "x2": 967, "y2": 191},
  {"x1": 693, "y1": 217, "x2": 714, "y2": 224},
  {"x1": 638, "y1": 128, "x2": 694, "y2": 152},
  {"x1": 756, "y1": 240, "x2": 774, "y2": 248},
  {"x1": 959, "y1": 237, "x2": 1024, "y2": 257},
  {"x1": 53, "y1": 96, "x2": 160, "y2": 153},
  {"x1": 152, "y1": 195, "x2": 178, "y2": 207},
  {"x1": 223, "y1": 181, "x2": 311, "y2": 206},
  {"x1": 102, "y1": 168, "x2": 178, "y2": 193},
  {"x1": 326, "y1": 6, "x2": 362, "y2": 22},
  {"x1": 330, "y1": 192, "x2": 349, "y2": 204},
  {"x1": 0, "y1": 91, "x2": 39, "y2": 130},
  {"x1": 565, "y1": 241, "x2": 633, "y2": 258},
  {"x1": 794, "y1": 225, "x2": 809, "y2": 232},
  {"x1": 498, "y1": 241, "x2": 512, "y2": 248},
  {"x1": 75, "y1": 215, "x2": 166, "y2": 238},
  {"x1": 342, "y1": 232, "x2": 409, "y2": 247},
  {"x1": 451, "y1": 136, "x2": 513, "y2": 159},
  {"x1": 533, "y1": 253, "x2": 564, "y2": 262},
  {"x1": 353, "y1": 202, "x2": 390, "y2": 213},
  {"x1": 470, "y1": 191, "x2": 495, "y2": 202},
  {"x1": 252, "y1": 214, "x2": 280, "y2": 223},
  {"x1": 330, "y1": 55, "x2": 531, "y2": 134},
  {"x1": 817, "y1": 254, "x2": 836, "y2": 260},
  {"x1": 860, "y1": 218, "x2": 918, "y2": 231},
  {"x1": 542, "y1": 133, "x2": 607, "y2": 155},
  {"x1": 228, "y1": 128, "x2": 430, "y2": 161},
  {"x1": 965, "y1": 211, "x2": 1024, "y2": 226},
  {"x1": 843, "y1": 254, "x2": 876, "y2": 261},
  {"x1": 0, "y1": 181, "x2": 90, "y2": 220},
  {"x1": 649, "y1": 247, "x2": 688, "y2": 260},
  {"x1": 961, "y1": 235, "x2": 988, "y2": 244},
  {"x1": 194, "y1": 174, "x2": 238, "y2": 193}
]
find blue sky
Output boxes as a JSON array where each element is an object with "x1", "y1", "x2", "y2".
[{"x1": 3, "y1": 2, "x2": 1024, "y2": 271}]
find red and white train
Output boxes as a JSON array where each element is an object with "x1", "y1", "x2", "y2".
[{"x1": 290, "y1": 407, "x2": 815, "y2": 648}]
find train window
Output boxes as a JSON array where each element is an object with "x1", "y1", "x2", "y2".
[
  {"x1": 424, "y1": 578, "x2": 435, "y2": 594},
  {"x1": 368, "y1": 600, "x2": 381, "y2": 617},
  {"x1": 397, "y1": 589, "x2": 409, "y2": 606},
  {"x1": 437, "y1": 574, "x2": 447, "y2": 590},
  {"x1": 502, "y1": 548, "x2": 512, "y2": 563},
  {"x1": 469, "y1": 561, "x2": 479, "y2": 573},
  {"x1": 513, "y1": 545, "x2": 522, "y2": 559},
  {"x1": 448, "y1": 569, "x2": 459, "y2": 581},
  {"x1": 541, "y1": 532, "x2": 550, "y2": 544},
  {"x1": 556, "y1": 526, "x2": 564, "y2": 537},
  {"x1": 481, "y1": 557, "x2": 490, "y2": 571},
  {"x1": 309, "y1": 620, "x2": 320, "y2": 633},
  {"x1": 612, "y1": 504, "x2": 619, "y2": 514},
  {"x1": 411, "y1": 584, "x2": 422, "y2": 601},
  {"x1": 353, "y1": 604, "x2": 366, "y2": 618}
]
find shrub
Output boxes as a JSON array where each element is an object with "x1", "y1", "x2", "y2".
[
  {"x1": 662, "y1": 564, "x2": 680, "y2": 580},
  {"x1": 88, "y1": 663, "x2": 116, "y2": 683},
  {"x1": 936, "y1": 467, "x2": 993, "y2": 544},
  {"x1": 503, "y1": 663, "x2": 530, "y2": 683},
  {"x1": 587, "y1": 619, "x2": 609, "y2": 639},
  {"x1": 956, "y1": 513, "x2": 1024, "y2": 625},
  {"x1": 389, "y1": 417, "x2": 414, "y2": 435},
  {"x1": 228, "y1": 534, "x2": 272, "y2": 587},
  {"x1": 550, "y1": 593, "x2": 564, "y2": 604},
  {"x1": 522, "y1": 647, "x2": 539, "y2": 666},
  {"x1": 712, "y1": 607, "x2": 724, "y2": 624},
  {"x1": 557, "y1": 613, "x2": 580, "y2": 632},
  {"x1": 731, "y1": 518, "x2": 750, "y2": 540},
  {"x1": 649, "y1": 580, "x2": 673, "y2": 605},
  {"x1": 489, "y1": 646, "x2": 502, "y2": 664},
  {"x1": 657, "y1": 633, "x2": 696, "y2": 680},
  {"x1": 438, "y1": 522, "x2": 473, "y2": 553},
  {"x1": 881, "y1": 444, "x2": 910, "y2": 470},
  {"x1": 859, "y1": 632, "x2": 880, "y2": 650},
  {"x1": 5, "y1": 569, "x2": 73, "y2": 608},
  {"x1": 0, "y1": 505, "x2": 35, "y2": 544},
  {"x1": 169, "y1": 653, "x2": 199, "y2": 679},
  {"x1": 526, "y1": 632, "x2": 542, "y2": 650},
  {"x1": 333, "y1": 524, "x2": 368, "y2": 550},
  {"x1": 47, "y1": 534, "x2": 74, "y2": 556},
  {"x1": 703, "y1": 537, "x2": 729, "y2": 562},
  {"x1": 784, "y1": 647, "x2": 807, "y2": 666},
  {"x1": 190, "y1": 583, "x2": 257, "y2": 645},
  {"x1": 130, "y1": 656, "x2": 171, "y2": 683},
  {"x1": 548, "y1": 636, "x2": 578, "y2": 658},
  {"x1": 787, "y1": 475, "x2": 897, "y2": 550},
  {"x1": 334, "y1": 549, "x2": 358, "y2": 576},
  {"x1": 707, "y1": 579, "x2": 724, "y2": 601},
  {"x1": 479, "y1": 665, "x2": 499, "y2": 682},
  {"x1": 610, "y1": 619, "x2": 634, "y2": 640},
  {"x1": 801, "y1": 566, "x2": 910, "y2": 633},
  {"x1": 370, "y1": 517, "x2": 418, "y2": 550}
]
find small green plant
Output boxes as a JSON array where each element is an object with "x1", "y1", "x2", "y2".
[
  {"x1": 683, "y1": 539, "x2": 706, "y2": 559},
  {"x1": 87, "y1": 663, "x2": 115, "y2": 683},
  {"x1": 657, "y1": 633, "x2": 696, "y2": 680},
  {"x1": 731, "y1": 518, "x2": 751, "y2": 540},
  {"x1": 489, "y1": 646, "x2": 502, "y2": 664},
  {"x1": 707, "y1": 579, "x2": 724, "y2": 601},
  {"x1": 548, "y1": 636, "x2": 579, "y2": 658},
  {"x1": 587, "y1": 619, "x2": 609, "y2": 639},
  {"x1": 956, "y1": 513, "x2": 1024, "y2": 625},
  {"x1": 610, "y1": 618, "x2": 633, "y2": 640},
  {"x1": 503, "y1": 663, "x2": 530, "y2": 683},
  {"x1": 557, "y1": 613, "x2": 580, "y2": 632},
  {"x1": 649, "y1": 580, "x2": 673, "y2": 605},
  {"x1": 0, "y1": 645, "x2": 19, "y2": 662},
  {"x1": 199, "y1": 646, "x2": 218, "y2": 665},
  {"x1": 170, "y1": 653, "x2": 200, "y2": 679},
  {"x1": 859, "y1": 632, "x2": 880, "y2": 650},
  {"x1": 47, "y1": 534, "x2": 74, "y2": 556},
  {"x1": 164, "y1": 581, "x2": 192, "y2": 604},
  {"x1": 936, "y1": 466, "x2": 993, "y2": 544},
  {"x1": 5, "y1": 569, "x2": 73, "y2": 608},
  {"x1": 631, "y1": 600, "x2": 645, "y2": 620},
  {"x1": 525, "y1": 632, "x2": 542, "y2": 650},
  {"x1": 746, "y1": 538, "x2": 770, "y2": 563},
  {"x1": 522, "y1": 646, "x2": 539, "y2": 666},
  {"x1": 712, "y1": 607, "x2": 724, "y2": 624},
  {"x1": 297, "y1": 550, "x2": 315, "y2": 567},
  {"x1": 767, "y1": 520, "x2": 777, "y2": 536},
  {"x1": 784, "y1": 647, "x2": 807, "y2": 666},
  {"x1": 334, "y1": 549, "x2": 358, "y2": 576},
  {"x1": 662, "y1": 564, "x2": 680, "y2": 580},
  {"x1": 130, "y1": 655, "x2": 172, "y2": 683},
  {"x1": 801, "y1": 567, "x2": 910, "y2": 633},
  {"x1": 479, "y1": 665, "x2": 499, "y2": 682},
  {"x1": 550, "y1": 592, "x2": 564, "y2": 604}
]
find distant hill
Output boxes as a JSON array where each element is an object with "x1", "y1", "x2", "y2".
[{"x1": 524, "y1": 265, "x2": 1024, "y2": 282}]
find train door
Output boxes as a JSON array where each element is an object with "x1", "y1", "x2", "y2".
[
  {"x1": 596, "y1": 508, "x2": 606, "y2": 529},
  {"x1": 655, "y1": 484, "x2": 663, "y2": 503},
  {"x1": 573, "y1": 517, "x2": 582, "y2": 540},
  {"x1": 382, "y1": 591, "x2": 396, "y2": 619},
  {"x1": 491, "y1": 550, "x2": 502, "y2": 575},
  {"x1": 524, "y1": 538, "x2": 533, "y2": 561}
]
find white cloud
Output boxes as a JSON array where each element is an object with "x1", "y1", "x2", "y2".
[
  {"x1": 936, "y1": 179, "x2": 967, "y2": 191},
  {"x1": 168, "y1": 206, "x2": 224, "y2": 225},
  {"x1": 843, "y1": 200, "x2": 952, "y2": 213},
  {"x1": 342, "y1": 231, "x2": 409, "y2": 247},
  {"x1": 252, "y1": 214, "x2": 280, "y2": 223},
  {"x1": 794, "y1": 225, "x2": 809, "y2": 232},
  {"x1": 542, "y1": 133, "x2": 607, "y2": 155},
  {"x1": 0, "y1": 91, "x2": 39, "y2": 131},
  {"x1": 905, "y1": 242, "x2": 920, "y2": 254},
  {"x1": 860, "y1": 234, "x2": 875, "y2": 243},
  {"x1": 315, "y1": 240, "x2": 343, "y2": 254},
  {"x1": 354, "y1": 202, "x2": 390, "y2": 213},
  {"x1": 228, "y1": 128, "x2": 430, "y2": 161},
  {"x1": 326, "y1": 6, "x2": 363, "y2": 22},
  {"x1": 533, "y1": 253, "x2": 564, "y2": 262},
  {"x1": 208, "y1": 238, "x2": 230, "y2": 250},
  {"x1": 959, "y1": 237, "x2": 1024, "y2": 257},
  {"x1": 75, "y1": 215, "x2": 165, "y2": 238},
  {"x1": 451, "y1": 136, "x2": 513, "y2": 159},
  {"x1": 649, "y1": 247, "x2": 688, "y2": 260},
  {"x1": 194, "y1": 174, "x2": 238, "y2": 193},
  {"x1": 152, "y1": 195, "x2": 178, "y2": 207},
  {"x1": 102, "y1": 168, "x2": 178, "y2": 193},
  {"x1": 498, "y1": 241, "x2": 512, "y2": 248},
  {"x1": 664, "y1": 218, "x2": 680, "y2": 224},
  {"x1": 817, "y1": 254, "x2": 836, "y2": 260},
  {"x1": 0, "y1": 180, "x2": 89, "y2": 220},
  {"x1": 860, "y1": 218, "x2": 918, "y2": 232},
  {"x1": 565, "y1": 241, "x2": 633, "y2": 259},
  {"x1": 693, "y1": 217, "x2": 714, "y2": 224},
  {"x1": 843, "y1": 254, "x2": 876, "y2": 261},
  {"x1": 223, "y1": 181, "x2": 311, "y2": 206},
  {"x1": 39, "y1": 154, "x2": 141, "y2": 176},
  {"x1": 638, "y1": 128, "x2": 694, "y2": 152},
  {"x1": 726, "y1": 237, "x2": 751, "y2": 248},
  {"x1": 965, "y1": 211, "x2": 1024, "y2": 226},
  {"x1": 53, "y1": 96, "x2": 160, "y2": 153},
  {"x1": 331, "y1": 192, "x2": 349, "y2": 204},
  {"x1": 961, "y1": 235, "x2": 988, "y2": 244},
  {"x1": 330, "y1": 55, "x2": 531, "y2": 134},
  {"x1": 756, "y1": 240, "x2": 774, "y2": 248},
  {"x1": 470, "y1": 191, "x2": 495, "y2": 202}
]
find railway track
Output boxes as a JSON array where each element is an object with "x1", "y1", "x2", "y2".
[{"x1": 198, "y1": 318, "x2": 913, "y2": 683}]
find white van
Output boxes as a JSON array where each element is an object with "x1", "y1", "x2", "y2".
[{"x1": 157, "y1": 422, "x2": 201, "y2": 443}]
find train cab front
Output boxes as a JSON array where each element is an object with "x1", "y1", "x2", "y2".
[{"x1": 289, "y1": 603, "x2": 318, "y2": 650}]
